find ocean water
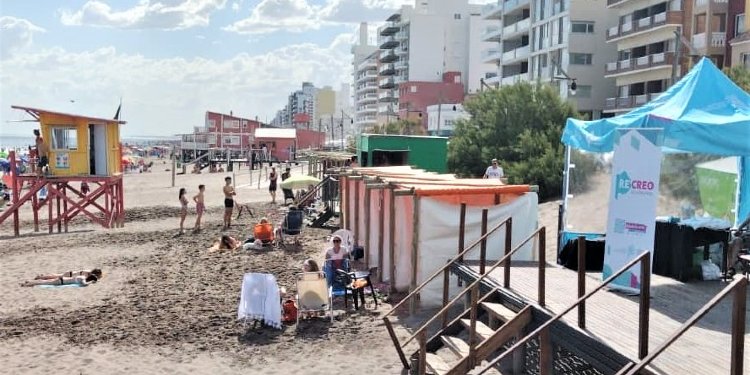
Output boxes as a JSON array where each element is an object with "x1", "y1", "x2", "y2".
[
  {"x1": 0, "y1": 135, "x2": 34, "y2": 150},
  {"x1": 0, "y1": 134, "x2": 179, "y2": 150}
]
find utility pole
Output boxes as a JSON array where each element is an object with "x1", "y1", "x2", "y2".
[
  {"x1": 330, "y1": 114, "x2": 334, "y2": 146},
  {"x1": 340, "y1": 110, "x2": 345, "y2": 150}
]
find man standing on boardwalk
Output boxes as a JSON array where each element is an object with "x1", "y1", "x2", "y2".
[
  {"x1": 223, "y1": 176, "x2": 236, "y2": 229},
  {"x1": 483, "y1": 158, "x2": 504, "y2": 179}
]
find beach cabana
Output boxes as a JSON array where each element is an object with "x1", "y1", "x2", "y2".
[
  {"x1": 339, "y1": 166, "x2": 538, "y2": 302},
  {"x1": 561, "y1": 58, "x2": 750, "y2": 230},
  {"x1": 356, "y1": 134, "x2": 449, "y2": 173}
]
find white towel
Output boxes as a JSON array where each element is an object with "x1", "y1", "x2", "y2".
[{"x1": 237, "y1": 273, "x2": 282, "y2": 329}]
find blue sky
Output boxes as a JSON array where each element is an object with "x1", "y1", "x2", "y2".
[{"x1": 0, "y1": 0, "x2": 409, "y2": 136}]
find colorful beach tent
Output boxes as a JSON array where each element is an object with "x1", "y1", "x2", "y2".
[
  {"x1": 561, "y1": 57, "x2": 750, "y2": 223},
  {"x1": 340, "y1": 166, "x2": 539, "y2": 304}
]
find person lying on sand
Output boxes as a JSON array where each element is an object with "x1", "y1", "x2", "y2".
[
  {"x1": 34, "y1": 268, "x2": 102, "y2": 280},
  {"x1": 21, "y1": 274, "x2": 99, "y2": 287},
  {"x1": 209, "y1": 234, "x2": 241, "y2": 252}
]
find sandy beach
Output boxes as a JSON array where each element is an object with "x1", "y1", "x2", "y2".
[{"x1": 0, "y1": 162, "x2": 414, "y2": 375}]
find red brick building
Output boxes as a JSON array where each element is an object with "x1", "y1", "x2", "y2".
[
  {"x1": 204, "y1": 111, "x2": 261, "y2": 150},
  {"x1": 397, "y1": 72, "x2": 465, "y2": 129}
]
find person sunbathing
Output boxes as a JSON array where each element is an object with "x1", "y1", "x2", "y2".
[
  {"x1": 22, "y1": 274, "x2": 99, "y2": 287},
  {"x1": 209, "y1": 234, "x2": 241, "y2": 252},
  {"x1": 34, "y1": 268, "x2": 102, "y2": 280}
]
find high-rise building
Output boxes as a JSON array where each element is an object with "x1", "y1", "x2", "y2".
[
  {"x1": 352, "y1": 22, "x2": 379, "y2": 131},
  {"x1": 315, "y1": 86, "x2": 336, "y2": 126},
  {"x1": 481, "y1": 0, "x2": 618, "y2": 119},
  {"x1": 728, "y1": 0, "x2": 748, "y2": 66}
]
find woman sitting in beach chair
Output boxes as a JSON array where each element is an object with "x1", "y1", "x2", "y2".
[
  {"x1": 277, "y1": 207, "x2": 304, "y2": 247},
  {"x1": 209, "y1": 234, "x2": 241, "y2": 252}
]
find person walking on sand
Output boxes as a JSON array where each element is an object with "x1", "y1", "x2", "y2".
[
  {"x1": 178, "y1": 188, "x2": 189, "y2": 235},
  {"x1": 223, "y1": 177, "x2": 236, "y2": 229},
  {"x1": 483, "y1": 158, "x2": 504, "y2": 179},
  {"x1": 193, "y1": 184, "x2": 205, "y2": 233},
  {"x1": 268, "y1": 167, "x2": 278, "y2": 204}
]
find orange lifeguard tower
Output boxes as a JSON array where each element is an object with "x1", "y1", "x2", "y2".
[{"x1": 0, "y1": 105, "x2": 126, "y2": 236}]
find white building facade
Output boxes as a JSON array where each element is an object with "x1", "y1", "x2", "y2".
[
  {"x1": 352, "y1": 22, "x2": 379, "y2": 131},
  {"x1": 426, "y1": 103, "x2": 470, "y2": 136},
  {"x1": 481, "y1": 0, "x2": 618, "y2": 119}
]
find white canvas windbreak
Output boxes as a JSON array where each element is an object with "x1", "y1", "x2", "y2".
[
  {"x1": 356, "y1": 179, "x2": 367, "y2": 247},
  {"x1": 366, "y1": 188, "x2": 381, "y2": 271},
  {"x1": 393, "y1": 195, "x2": 414, "y2": 291}
]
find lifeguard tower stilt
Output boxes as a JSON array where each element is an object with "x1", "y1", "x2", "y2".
[{"x1": 0, "y1": 106, "x2": 126, "y2": 236}]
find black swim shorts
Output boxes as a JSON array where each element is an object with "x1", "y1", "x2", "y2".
[{"x1": 224, "y1": 198, "x2": 234, "y2": 208}]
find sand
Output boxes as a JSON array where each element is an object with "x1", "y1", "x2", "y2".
[{"x1": 0, "y1": 163, "x2": 411, "y2": 375}]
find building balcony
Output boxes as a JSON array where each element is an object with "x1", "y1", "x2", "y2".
[
  {"x1": 606, "y1": 11, "x2": 683, "y2": 42},
  {"x1": 357, "y1": 59, "x2": 377, "y2": 71},
  {"x1": 379, "y1": 36, "x2": 399, "y2": 49},
  {"x1": 692, "y1": 32, "x2": 726, "y2": 50},
  {"x1": 501, "y1": 72, "x2": 528, "y2": 85},
  {"x1": 482, "y1": 48, "x2": 503, "y2": 63},
  {"x1": 356, "y1": 115, "x2": 377, "y2": 125},
  {"x1": 378, "y1": 91, "x2": 399, "y2": 102},
  {"x1": 694, "y1": 0, "x2": 728, "y2": 12},
  {"x1": 378, "y1": 104, "x2": 396, "y2": 114},
  {"x1": 357, "y1": 105, "x2": 378, "y2": 114},
  {"x1": 380, "y1": 49, "x2": 397, "y2": 62},
  {"x1": 607, "y1": 0, "x2": 633, "y2": 8},
  {"x1": 604, "y1": 52, "x2": 675, "y2": 77},
  {"x1": 604, "y1": 92, "x2": 664, "y2": 112},
  {"x1": 180, "y1": 141, "x2": 209, "y2": 150},
  {"x1": 379, "y1": 63, "x2": 396, "y2": 76},
  {"x1": 394, "y1": 60, "x2": 408, "y2": 70},
  {"x1": 358, "y1": 93, "x2": 378, "y2": 103},
  {"x1": 502, "y1": 45, "x2": 530, "y2": 64},
  {"x1": 395, "y1": 31, "x2": 408, "y2": 41},
  {"x1": 356, "y1": 83, "x2": 378, "y2": 93},
  {"x1": 482, "y1": 2, "x2": 503, "y2": 19},
  {"x1": 503, "y1": 17, "x2": 531, "y2": 38},
  {"x1": 379, "y1": 77, "x2": 395, "y2": 89},
  {"x1": 482, "y1": 26, "x2": 503, "y2": 42},
  {"x1": 394, "y1": 76, "x2": 406, "y2": 84},
  {"x1": 380, "y1": 22, "x2": 399, "y2": 36},
  {"x1": 395, "y1": 45, "x2": 409, "y2": 55},
  {"x1": 357, "y1": 71, "x2": 378, "y2": 82},
  {"x1": 504, "y1": 0, "x2": 530, "y2": 14}
]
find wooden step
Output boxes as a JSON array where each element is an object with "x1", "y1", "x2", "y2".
[
  {"x1": 459, "y1": 319, "x2": 495, "y2": 340},
  {"x1": 425, "y1": 353, "x2": 452, "y2": 375},
  {"x1": 440, "y1": 335, "x2": 470, "y2": 358},
  {"x1": 480, "y1": 302, "x2": 517, "y2": 323}
]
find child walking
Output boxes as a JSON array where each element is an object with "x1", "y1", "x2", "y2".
[
  {"x1": 178, "y1": 188, "x2": 189, "y2": 235},
  {"x1": 193, "y1": 184, "x2": 205, "y2": 233}
]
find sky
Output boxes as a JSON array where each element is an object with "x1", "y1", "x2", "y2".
[{"x1": 0, "y1": 0, "x2": 419, "y2": 137}]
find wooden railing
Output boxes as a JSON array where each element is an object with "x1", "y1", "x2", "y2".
[
  {"x1": 616, "y1": 276, "x2": 747, "y2": 375},
  {"x1": 476, "y1": 251, "x2": 652, "y2": 374}
]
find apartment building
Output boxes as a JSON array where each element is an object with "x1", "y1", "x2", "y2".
[
  {"x1": 374, "y1": 0, "x2": 494, "y2": 124},
  {"x1": 481, "y1": 0, "x2": 618, "y2": 119},
  {"x1": 729, "y1": 0, "x2": 749, "y2": 66},
  {"x1": 352, "y1": 23, "x2": 379, "y2": 131}
]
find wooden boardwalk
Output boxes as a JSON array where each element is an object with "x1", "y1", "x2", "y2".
[{"x1": 469, "y1": 262, "x2": 749, "y2": 374}]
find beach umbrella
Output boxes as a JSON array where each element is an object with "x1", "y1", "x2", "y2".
[
  {"x1": 280, "y1": 175, "x2": 321, "y2": 190},
  {"x1": 0, "y1": 150, "x2": 7, "y2": 158}
]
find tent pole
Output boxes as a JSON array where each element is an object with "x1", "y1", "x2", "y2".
[
  {"x1": 378, "y1": 188, "x2": 385, "y2": 282},
  {"x1": 560, "y1": 146, "x2": 572, "y2": 255},
  {"x1": 410, "y1": 194, "x2": 420, "y2": 315},
  {"x1": 364, "y1": 187, "x2": 371, "y2": 268},
  {"x1": 389, "y1": 185, "x2": 396, "y2": 294}
]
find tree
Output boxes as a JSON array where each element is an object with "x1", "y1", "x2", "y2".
[
  {"x1": 725, "y1": 66, "x2": 750, "y2": 92},
  {"x1": 448, "y1": 82, "x2": 579, "y2": 200},
  {"x1": 371, "y1": 119, "x2": 426, "y2": 135}
]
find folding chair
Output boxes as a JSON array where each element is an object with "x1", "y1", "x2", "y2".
[
  {"x1": 253, "y1": 223, "x2": 275, "y2": 248},
  {"x1": 296, "y1": 272, "x2": 333, "y2": 327},
  {"x1": 278, "y1": 209, "x2": 304, "y2": 248},
  {"x1": 282, "y1": 188, "x2": 295, "y2": 205},
  {"x1": 323, "y1": 259, "x2": 354, "y2": 309}
]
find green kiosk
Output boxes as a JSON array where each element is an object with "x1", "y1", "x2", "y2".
[{"x1": 357, "y1": 134, "x2": 448, "y2": 173}]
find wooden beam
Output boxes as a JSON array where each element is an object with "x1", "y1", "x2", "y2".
[
  {"x1": 354, "y1": 179, "x2": 360, "y2": 246},
  {"x1": 389, "y1": 186, "x2": 396, "y2": 293},
  {"x1": 378, "y1": 188, "x2": 385, "y2": 281},
  {"x1": 480, "y1": 209, "x2": 488, "y2": 275},
  {"x1": 364, "y1": 187, "x2": 371, "y2": 268},
  {"x1": 393, "y1": 188, "x2": 415, "y2": 196},
  {"x1": 365, "y1": 183, "x2": 389, "y2": 189},
  {"x1": 409, "y1": 194, "x2": 420, "y2": 314}
]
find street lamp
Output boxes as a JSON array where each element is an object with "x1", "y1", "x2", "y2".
[{"x1": 339, "y1": 110, "x2": 354, "y2": 150}]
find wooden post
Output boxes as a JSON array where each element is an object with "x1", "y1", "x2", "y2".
[
  {"x1": 539, "y1": 327, "x2": 553, "y2": 375},
  {"x1": 468, "y1": 285, "x2": 479, "y2": 368},
  {"x1": 364, "y1": 188, "x2": 371, "y2": 268},
  {"x1": 383, "y1": 318, "x2": 410, "y2": 369},
  {"x1": 341, "y1": 176, "x2": 348, "y2": 230},
  {"x1": 378, "y1": 188, "x2": 385, "y2": 281},
  {"x1": 354, "y1": 179, "x2": 360, "y2": 243},
  {"x1": 538, "y1": 227, "x2": 546, "y2": 307},
  {"x1": 730, "y1": 279, "x2": 747, "y2": 375},
  {"x1": 389, "y1": 186, "x2": 396, "y2": 293},
  {"x1": 418, "y1": 330, "x2": 427, "y2": 375},
  {"x1": 171, "y1": 146, "x2": 176, "y2": 187},
  {"x1": 10, "y1": 151, "x2": 20, "y2": 236},
  {"x1": 410, "y1": 195, "x2": 420, "y2": 314},
  {"x1": 494, "y1": 193, "x2": 500, "y2": 204},
  {"x1": 504, "y1": 218, "x2": 513, "y2": 288},
  {"x1": 458, "y1": 202, "x2": 466, "y2": 287},
  {"x1": 442, "y1": 268, "x2": 449, "y2": 328},
  {"x1": 47, "y1": 182, "x2": 53, "y2": 234},
  {"x1": 31, "y1": 190, "x2": 39, "y2": 232},
  {"x1": 56, "y1": 185, "x2": 61, "y2": 232},
  {"x1": 638, "y1": 254, "x2": 651, "y2": 359},
  {"x1": 577, "y1": 235, "x2": 586, "y2": 329},
  {"x1": 63, "y1": 184, "x2": 69, "y2": 233},
  {"x1": 479, "y1": 209, "x2": 488, "y2": 275}
]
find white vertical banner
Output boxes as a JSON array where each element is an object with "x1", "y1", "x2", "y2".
[{"x1": 603, "y1": 128, "x2": 663, "y2": 293}]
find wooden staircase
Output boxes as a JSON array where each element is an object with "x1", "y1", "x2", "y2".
[{"x1": 417, "y1": 302, "x2": 532, "y2": 375}]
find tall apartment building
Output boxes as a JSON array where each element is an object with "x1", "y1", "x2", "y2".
[
  {"x1": 375, "y1": 0, "x2": 494, "y2": 123},
  {"x1": 314, "y1": 86, "x2": 336, "y2": 125},
  {"x1": 352, "y1": 23, "x2": 379, "y2": 131},
  {"x1": 270, "y1": 82, "x2": 317, "y2": 127},
  {"x1": 481, "y1": 0, "x2": 618, "y2": 119},
  {"x1": 728, "y1": 0, "x2": 749, "y2": 66}
]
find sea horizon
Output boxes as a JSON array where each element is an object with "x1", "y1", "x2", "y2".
[{"x1": 0, "y1": 134, "x2": 179, "y2": 149}]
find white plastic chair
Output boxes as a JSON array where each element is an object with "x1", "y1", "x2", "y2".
[{"x1": 296, "y1": 272, "x2": 333, "y2": 327}]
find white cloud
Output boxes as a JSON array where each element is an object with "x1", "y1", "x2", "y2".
[
  {"x1": 225, "y1": 0, "x2": 408, "y2": 35},
  {"x1": 0, "y1": 17, "x2": 46, "y2": 58},
  {"x1": 0, "y1": 36, "x2": 352, "y2": 136},
  {"x1": 60, "y1": 0, "x2": 227, "y2": 30}
]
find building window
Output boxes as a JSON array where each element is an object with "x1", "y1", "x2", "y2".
[
  {"x1": 454, "y1": 13, "x2": 461, "y2": 20},
  {"x1": 737, "y1": 14, "x2": 745, "y2": 36},
  {"x1": 207, "y1": 119, "x2": 216, "y2": 129},
  {"x1": 575, "y1": 85, "x2": 592, "y2": 98},
  {"x1": 410, "y1": 85, "x2": 417, "y2": 93},
  {"x1": 569, "y1": 53, "x2": 593, "y2": 65},
  {"x1": 51, "y1": 128, "x2": 78, "y2": 150},
  {"x1": 571, "y1": 21, "x2": 594, "y2": 33},
  {"x1": 742, "y1": 53, "x2": 750, "y2": 69}
]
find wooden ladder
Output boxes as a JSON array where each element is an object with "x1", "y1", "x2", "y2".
[{"x1": 420, "y1": 303, "x2": 532, "y2": 375}]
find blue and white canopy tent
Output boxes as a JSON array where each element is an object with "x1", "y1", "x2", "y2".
[{"x1": 560, "y1": 57, "x2": 750, "y2": 247}]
